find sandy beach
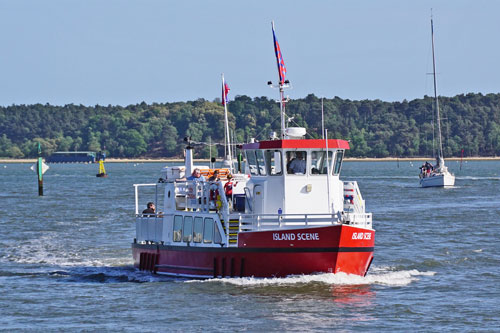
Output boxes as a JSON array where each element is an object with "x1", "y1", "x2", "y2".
[{"x1": 1, "y1": 156, "x2": 499, "y2": 164}]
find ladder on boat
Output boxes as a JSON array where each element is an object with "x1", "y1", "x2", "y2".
[{"x1": 220, "y1": 218, "x2": 240, "y2": 247}]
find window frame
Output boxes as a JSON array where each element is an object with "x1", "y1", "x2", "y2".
[
  {"x1": 193, "y1": 216, "x2": 203, "y2": 243},
  {"x1": 333, "y1": 150, "x2": 344, "y2": 175},
  {"x1": 286, "y1": 150, "x2": 308, "y2": 175},
  {"x1": 310, "y1": 150, "x2": 333, "y2": 175},
  {"x1": 245, "y1": 150, "x2": 258, "y2": 176},
  {"x1": 264, "y1": 149, "x2": 283, "y2": 176},
  {"x1": 255, "y1": 150, "x2": 267, "y2": 176},
  {"x1": 173, "y1": 215, "x2": 183, "y2": 242},
  {"x1": 214, "y1": 221, "x2": 222, "y2": 244},
  {"x1": 203, "y1": 218, "x2": 214, "y2": 244},
  {"x1": 182, "y1": 216, "x2": 193, "y2": 243}
]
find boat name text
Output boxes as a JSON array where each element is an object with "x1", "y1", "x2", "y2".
[
  {"x1": 352, "y1": 232, "x2": 372, "y2": 240},
  {"x1": 273, "y1": 232, "x2": 319, "y2": 241}
]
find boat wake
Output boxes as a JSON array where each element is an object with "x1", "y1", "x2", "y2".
[
  {"x1": 457, "y1": 176, "x2": 500, "y2": 180},
  {"x1": 190, "y1": 266, "x2": 435, "y2": 287}
]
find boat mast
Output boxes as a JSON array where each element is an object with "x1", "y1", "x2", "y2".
[
  {"x1": 431, "y1": 15, "x2": 444, "y2": 161},
  {"x1": 222, "y1": 73, "x2": 233, "y2": 172},
  {"x1": 321, "y1": 98, "x2": 325, "y2": 139},
  {"x1": 271, "y1": 21, "x2": 290, "y2": 139}
]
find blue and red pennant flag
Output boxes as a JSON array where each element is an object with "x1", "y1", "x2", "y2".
[
  {"x1": 272, "y1": 22, "x2": 287, "y2": 84},
  {"x1": 222, "y1": 79, "x2": 230, "y2": 106}
]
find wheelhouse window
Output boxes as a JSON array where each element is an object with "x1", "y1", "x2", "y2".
[
  {"x1": 183, "y1": 216, "x2": 193, "y2": 242},
  {"x1": 310, "y1": 151, "x2": 333, "y2": 175},
  {"x1": 245, "y1": 150, "x2": 258, "y2": 176},
  {"x1": 173, "y1": 215, "x2": 183, "y2": 242},
  {"x1": 334, "y1": 150, "x2": 344, "y2": 175},
  {"x1": 255, "y1": 150, "x2": 267, "y2": 176},
  {"x1": 203, "y1": 218, "x2": 214, "y2": 243},
  {"x1": 193, "y1": 217, "x2": 203, "y2": 243},
  {"x1": 265, "y1": 150, "x2": 282, "y2": 175},
  {"x1": 286, "y1": 151, "x2": 307, "y2": 175}
]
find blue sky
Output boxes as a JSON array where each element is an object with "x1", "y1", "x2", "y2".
[{"x1": 0, "y1": 0, "x2": 499, "y2": 106}]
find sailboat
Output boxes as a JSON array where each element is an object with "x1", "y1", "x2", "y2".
[{"x1": 419, "y1": 15, "x2": 455, "y2": 188}]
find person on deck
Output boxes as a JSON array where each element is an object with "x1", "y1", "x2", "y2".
[
  {"x1": 208, "y1": 170, "x2": 220, "y2": 182},
  {"x1": 142, "y1": 202, "x2": 156, "y2": 217},
  {"x1": 224, "y1": 174, "x2": 238, "y2": 197},
  {"x1": 187, "y1": 168, "x2": 206, "y2": 182}
]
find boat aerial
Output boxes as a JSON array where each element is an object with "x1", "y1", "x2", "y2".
[
  {"x1": 132, "y1": 22, "x2": 374, "y2": 278},
  {"x1": 419, "y1": 15, "x2": 455, "y2": 188}
]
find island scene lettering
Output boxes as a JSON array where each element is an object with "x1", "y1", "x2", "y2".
[{"x1": 273, "y1": 232, "x2": 320, "y2": 241}]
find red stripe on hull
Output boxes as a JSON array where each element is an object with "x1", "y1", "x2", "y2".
[{"x1": 133, "y1": 225, "x2": 374, "y2": 278}]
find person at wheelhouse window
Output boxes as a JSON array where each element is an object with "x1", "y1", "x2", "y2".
[{"x1": 287, "y1": 151, "x2": 306, "y2": 174}]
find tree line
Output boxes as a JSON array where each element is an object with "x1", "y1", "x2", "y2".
[{"x1": 1, "y1": 92, "x2": 499, "y2": 159}]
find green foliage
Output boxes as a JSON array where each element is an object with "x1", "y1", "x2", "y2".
[{"x1": 1, "y1": 92, "x2": 500, "y2": 158}]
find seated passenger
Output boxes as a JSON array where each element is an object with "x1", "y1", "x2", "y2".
[
  {"x1": 187, "y1": 168, "x2": 206, "y2": 182},
  {"x1": 288, "y1": 152, "x2": 306, "y2": 174},
  {"x1": 208, "y1": 170, "x2": 220, "y2": 182}
]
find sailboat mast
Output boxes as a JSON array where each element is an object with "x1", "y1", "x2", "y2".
[{"x1": 431, "y1": 16, "x2": 444, "y2": 159}]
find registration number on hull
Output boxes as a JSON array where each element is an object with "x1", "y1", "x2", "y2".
[{"x1": 352, "y1": 232, "x2": 372, "y2": 240}]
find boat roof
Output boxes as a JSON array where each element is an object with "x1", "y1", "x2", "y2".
[{"x1": 242, "y1": 139, "x2": 350, "y2": 150}]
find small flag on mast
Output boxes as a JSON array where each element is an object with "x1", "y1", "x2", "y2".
[
  {"x1": 222, "y1": 79, "x2": 230, "y2": 106},
  {"x1": 272, "y1": 21, "x2": 287, "y2": 84}
]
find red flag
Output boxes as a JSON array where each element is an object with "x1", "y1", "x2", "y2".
[{"x1": 222, "y1": 80, "x2": 230, "y2": 106}]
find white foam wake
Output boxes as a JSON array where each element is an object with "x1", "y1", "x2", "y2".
[
  {"x1": 192, "y1": 266, "x2": 435, "y2": 287},
  {"x1": 1, "y1": 233, "x2": 132, "y2": 268}
]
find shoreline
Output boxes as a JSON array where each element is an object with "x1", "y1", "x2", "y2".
[{"x1": 1, "y1": 156, "x2": 499, "y2": 164}]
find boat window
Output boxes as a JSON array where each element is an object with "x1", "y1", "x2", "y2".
[
  {"x1": 334, "y1": 150, "x2": 344, "y2": 175},
  {"x1": 246, "y1": 150, "x2": 258, "y2": 176},
  {"x1": 255, "y1": 150, "x2": 267, "y2": 176},
  {"x1": 173, "y1": 215, "x2": 183, "y2": 242},
  {"x1": 183, "y1": 216, "x2": 193, "y2": 242},
  {"x1": 265, "y1": 150, "x2": 283, "y2": 175},
  {"x1": 193, "y1": 217, "x2": 203, "y2": 243},
  {"x1": 214, "y1": 222, "x2": 222, "y2": 244},
  {"x1": 310, "y1": 151, "x2": 333, "y2": 175},
  {"x1": 286, "y1": 151, "x2": 307, "y2": 175},
  {"x1": 203, "y1": 218, "x2": 214, "y2": 243}
]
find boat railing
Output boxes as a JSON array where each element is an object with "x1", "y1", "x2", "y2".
[
  {"x1": 343, "y1": 181, "x2": 365, "y2": 214},
  {"x1": 174, "y1": 181, "x2": 229, "y2": 214},
  {"x1": 232, "y1": 213, "x2": 342, "y2": 231},
  {"x1": 135, "y1": 215, "x2": 164, "y2": 243},
  {"x1": 342, "y1": 212, "x2": 373, "y2": 229}
]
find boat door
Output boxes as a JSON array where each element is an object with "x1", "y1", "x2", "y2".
[{"x1": 253, "y1": 185, "x2": 264, "y2": 214}]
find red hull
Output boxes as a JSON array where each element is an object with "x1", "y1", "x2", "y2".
[{"x1": 132, "y1": 225, "x2": 374, "y2": 278}]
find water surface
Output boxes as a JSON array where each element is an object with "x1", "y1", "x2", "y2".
[{"x1": 0, "y1": 160, "x2": 499, "y2": 331}]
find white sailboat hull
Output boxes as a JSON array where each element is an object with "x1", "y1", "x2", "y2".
[{"x1": 420, "y1": 171, "x2": 455, "y2": 187}]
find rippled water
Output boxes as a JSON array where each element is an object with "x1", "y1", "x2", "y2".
[{"x1": 1, "y1": 160, "x2": 499, "y2": 331}]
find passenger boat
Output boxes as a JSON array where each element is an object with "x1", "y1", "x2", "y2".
[{"x1": 132, "y1": 22, "x2": 374, "y2": 278}]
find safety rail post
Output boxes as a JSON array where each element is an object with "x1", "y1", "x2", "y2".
[{"x1": 133, "y1": 183, "x2": 159, "y2": 216}]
